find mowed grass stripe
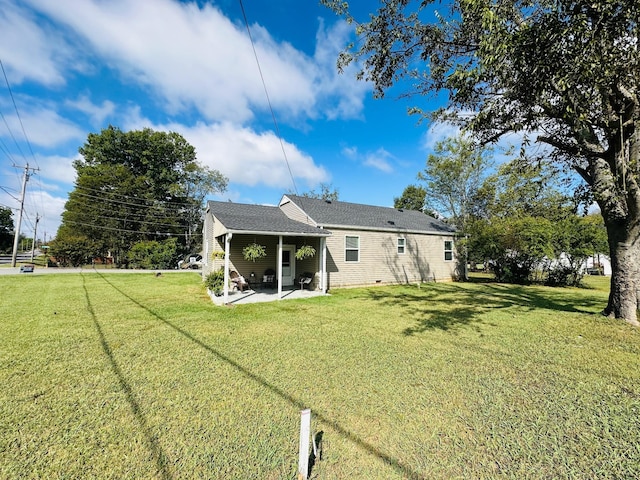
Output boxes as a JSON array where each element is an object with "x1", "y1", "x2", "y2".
[{"x1": 1, "y1": 272, "x2": 639, "y2": 479}]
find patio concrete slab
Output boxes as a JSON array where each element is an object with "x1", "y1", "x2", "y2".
[{"x1": 209, "y1": 287, "x2": 327, "y2": 305}]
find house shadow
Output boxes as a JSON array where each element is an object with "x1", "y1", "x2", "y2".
[
  {"x1": 94, "y1": 272, "x2": 428, "y2": 480},
  {"x1": 366, "y1": 281, "x2": 605, "y2": 335},
  {"x1": 81, "y1": 274, "x2": 172, "y2": 480}
]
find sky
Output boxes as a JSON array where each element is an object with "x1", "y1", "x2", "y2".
[{"x1": 0, "y1": 0, "x2": 462, "y2": 243}]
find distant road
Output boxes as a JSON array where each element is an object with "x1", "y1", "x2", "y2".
[
  {"x1": 0, "y1": 253, "x2": 33, "y2": 265},
  {"x1": 0, "y1": 266, "x2": 200, "y2": 276}
]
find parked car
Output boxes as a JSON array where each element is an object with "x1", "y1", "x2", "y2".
[
  {"x1": 178, "y1": 254, "x2": 202, "y2": 269},
  {"x1": 20, "y1": 264, "x2": 35, "y2": 273}
]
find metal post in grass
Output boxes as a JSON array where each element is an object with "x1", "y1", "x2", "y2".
[{"x1": 298, "y1": 408, "x2": 311, "y2": 480}]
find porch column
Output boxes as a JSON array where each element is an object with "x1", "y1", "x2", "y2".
[
  {"x1": 277, "y1": 235, "x2": 283, "y2": 299},
  {"x1": 320, "y1": 236, "x2": 326, "y2": 294},
  {"x1": 223, "y1": 232, "x2": 232, "y2": 304}
]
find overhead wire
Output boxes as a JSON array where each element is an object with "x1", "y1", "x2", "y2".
[
  {"x1": 1, "y1": 58, "x2": 46, "y2": 240},
  {"x1": 238, "y1": 0, "x2": 299, "y2": 197}
]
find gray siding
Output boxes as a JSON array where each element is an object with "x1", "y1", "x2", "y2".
[
  {"x1": 324, "y1": 227, "x2": 456, "y2": 288},
  {"x1": 279, "y1": 199, "x2": 316, "y2": 226}
]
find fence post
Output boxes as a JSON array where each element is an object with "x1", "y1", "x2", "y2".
[{"x1": 297, "y1": 408, "x2": 311, "y2": 480}]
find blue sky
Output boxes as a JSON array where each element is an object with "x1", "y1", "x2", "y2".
[{"x1": 0, "y1": 0, "x2": 461, "y2": 242}]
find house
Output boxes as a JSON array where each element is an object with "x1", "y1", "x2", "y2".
[{"x1": 202, "y1": 194, "x2": 458, "y2": 302}]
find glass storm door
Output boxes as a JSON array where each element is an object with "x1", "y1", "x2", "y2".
[{"x1": 281, "y1": 245, "x2": 295, "y2": 286}]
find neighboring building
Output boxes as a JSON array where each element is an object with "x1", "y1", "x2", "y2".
[{"x1": 202, "y1": 194, "x2": 457, "y2": 301}]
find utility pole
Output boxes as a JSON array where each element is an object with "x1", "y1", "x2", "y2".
[
  {"x1": 30, "y1": 213, "x2": 40, "y2": 262},
  {"x1": 11, "y1": 163, "x2": 39, "y2": 267}
]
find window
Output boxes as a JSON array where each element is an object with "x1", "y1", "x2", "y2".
[
  {"x1": 345, "y1": 235, "x2": 360, "y2": 262},
  {"x1": 397, "y1": 237, "x2": 406, "y2": 255},
  {"x1": 444, "y1": 240, "x2": 454, "y2": 261}
]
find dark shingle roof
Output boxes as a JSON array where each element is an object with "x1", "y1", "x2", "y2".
[
  {"x1": 283, "y1": 195, "x2": 456, "y2": 234},
  {"x1": 207, "y1": 200, "x2": 330, "y2": 236}
]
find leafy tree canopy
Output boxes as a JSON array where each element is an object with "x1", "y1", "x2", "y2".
[
  {"x1": 418, "y1": 135, "x2": 493, "y2": 232},
  {"x1": 0, "y1": 206, "x2": 14, "y2": 253},
  {"x1": 58, "y1": 126, "x2": 227, "y2": 266},
  {"x1": 393, "y1": 185, "x2": 428, "y2": 213},
  {"x1": 323, "y1": 0, "x2": 640, "y2": 324},
  {"x1": 299, "y1": 182, "x2": 340, "y2": 201}
]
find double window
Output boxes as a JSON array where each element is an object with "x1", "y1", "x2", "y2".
[
  {"x1": 397, "y1": 237, "x2": 406, "y2": 255},
  {"x1": 345, "y1": 236, "x2": 360, "y2": 262},
  {"x1": 444, "y1": 240, "x2": 454, "y2": 261}
]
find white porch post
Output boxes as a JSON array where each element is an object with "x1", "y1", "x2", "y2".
[
  {"x1": 277, "y1": 235, "x2": 283, "y2": 299},
  {"x1": 320, "y1": 236, "x2": 327, "y2": 294},
  {"x1": 223, "y1": 232, "x2": 232, "y2": 304}
]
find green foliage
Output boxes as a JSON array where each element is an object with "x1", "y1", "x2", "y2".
[
  {"x1": 322, "y1": 0, "x2": 640, "y2": 320},
  {"x1": 127, "y1": 238, "x2": 178, "y2": 269},
  {"x1": 417, "y1": 135, "x2": 493, "y2": 232},
  {"x1": 472, "y1": 216, "x2": 555, "y2": 284},
  {"x1": 1, "y1": 272, "x2": 639, "y2": 478},
  {"x1": 393, "y1": 184, "x2": 428, "y2": 213},
  {"x1": 203, "y1": 268, "x2": 225, "y2": 295},
  {"x1": 48, "y1": 236, "x2": 100, "y2": 267},
  {"x1": 242, "y1": 243, "x2": 267, "y2": 262},
  {"x1": 0, "y1": 206, "x2": 14, "y2": 253},
  {"x1": 58, "y1": 126, "x2": 227, "y2": 265},
  {"x1": 295, "y1": 244, "x2": 316, "y2": 260},
  {"x1": 300, "y1": 182, "x2": 339, "y2": 201}
]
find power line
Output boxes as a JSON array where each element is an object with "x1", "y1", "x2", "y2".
[
  {"x1": 0, "y1": 59, "x2": 38, "y2": 168},
  {"x1": 63, "y1": 219, "x2": 203, "y2": 237},
  {"x1": 238, "y1": 0, "x2": 298, "y2": 196}
]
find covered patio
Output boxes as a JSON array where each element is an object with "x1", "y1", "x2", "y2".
[
  {"x1": 209, "y1": 286, "x2": 328, "y2": 306},
  {"x1": 203, "y1": 201, "x2": 332, "y2": 305}
]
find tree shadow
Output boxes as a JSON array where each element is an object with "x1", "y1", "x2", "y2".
[
  {"x1": 94, "y1": 272, "x2": 428, "y2": 480},
  {"x1": 81, "y1": 274, "x2": 172, "y2": 480},
  {"x1": 366, "y1": 282, "x2": 605, "y2": 335}
]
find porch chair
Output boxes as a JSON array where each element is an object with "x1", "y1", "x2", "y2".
[
  {"x1": 262, "y1": 268, "x2": 276, "y2": 289},
  {"x1": 230, "y1": 271, "x2": 249, "y2": 292},
  {"x1": 298, "y1": 272, "x2": 314, "y2": 290}
]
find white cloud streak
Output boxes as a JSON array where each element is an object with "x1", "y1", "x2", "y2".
[{"x1": 23, "y1": 0, "x2": 368, "y2": 124}]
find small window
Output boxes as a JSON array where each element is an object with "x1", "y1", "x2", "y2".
[
  {"x1": 397, "y1": 238, "x2": 406, "y2": 255},
  {"x1": 444, "y1": 240, "x2": 454, "y2": 261},
  {"x1": 345, "y1": 235, "x2": 360, "y2": 262}
]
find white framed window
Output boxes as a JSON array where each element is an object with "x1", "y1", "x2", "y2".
[
  {"x1": 444, "y1": 240, "x2": 454, "y2": 261},
  {"x1": 345, "y1": 235, "x2": 360, "y2": 262},
  {"x1": 397, "y1": 237, "x2": 406, "y2": 255}
]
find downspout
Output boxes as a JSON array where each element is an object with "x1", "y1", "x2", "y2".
[
  {"x1": 321, "y1": 236, "x2": 327, "y2": 294},
  {"x1": 278, "y1": 235, "x2": 283, "y2": 299},
  {"x1": 224, "y1": 232, "x2": 232, "y2": 304}
]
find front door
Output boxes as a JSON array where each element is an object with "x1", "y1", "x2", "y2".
[{"x1": 281, "y1": 245, "x2": 295, "y2": 286}]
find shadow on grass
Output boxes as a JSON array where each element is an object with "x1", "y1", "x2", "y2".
[
  {"x1": 94, "y1": 272, "x2": 427, "y2": 480},
  {"x1": 81, "y1": 274, "x2": 172, "y2": 480},
  {"x1": 366, "y1": 281, "x2": 605, "y2": 335}
]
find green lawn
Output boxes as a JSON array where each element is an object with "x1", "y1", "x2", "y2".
[{"x1": 1, "y1": 272, "x2": 638, "y2": 479}]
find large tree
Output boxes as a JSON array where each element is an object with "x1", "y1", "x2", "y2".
[
  {"x1": 323, "y1": 0, "x2": 640, "y2": 324},
  {"x1": 58, "y1": 126, "x2": 227, "y2": 265},
  {"x1": 418, "y1": 135, "x2": 493, "y2": 233},
  {"x1": 393, "y1": 184, "x2": 428, "y2": 213},
  {"x1": 0, "y1": 206, "x2": 14, "y2": 253}
]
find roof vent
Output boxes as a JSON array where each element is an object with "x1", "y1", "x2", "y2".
[
  {"x1": 325, "y1": 200, "x2": 332, "y2": 204},
  {"x1": 388, "y1": 220, "x2": 395, "y2": 225},
  {"x1": 397, "y1": 208, "x2": 403, "y2": 212}
]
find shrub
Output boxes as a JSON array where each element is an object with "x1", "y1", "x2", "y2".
[{"x1": 204, "y1": 268, "x2": 225, "y2": 296}]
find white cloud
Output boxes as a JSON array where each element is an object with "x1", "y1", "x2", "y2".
[
  {"x1": 341, "y1": 145, "x2": 395, "y2": 173},
  {"x1": 35, "y1": 154, "x2": 77, "y2": 186},
  {"x1": 122, "y1": 110, "x2": 329, "y2": 190},
  {"x1": 0, "y1": 0, "x2": 73, "y2": 86},
  {"x1": 24, "y1": 0, "x2": 368, "y2": 124},
  {"x1": 181, "y1": 122, "x2": 330, "y2": 188},
  {"x1": 0, "y1": 98, "x2": 85, "y2": 149},
  {"x1": 65, "y1": 96, "x2": 116, "y2": 126},
  {"x1": 363, "y1": 148, "x2": 394, "y2": 173}
]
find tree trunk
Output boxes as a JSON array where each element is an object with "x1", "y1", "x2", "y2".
[{"x1": 604, "y1": 221, "x2": 640, "y2": 326}]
